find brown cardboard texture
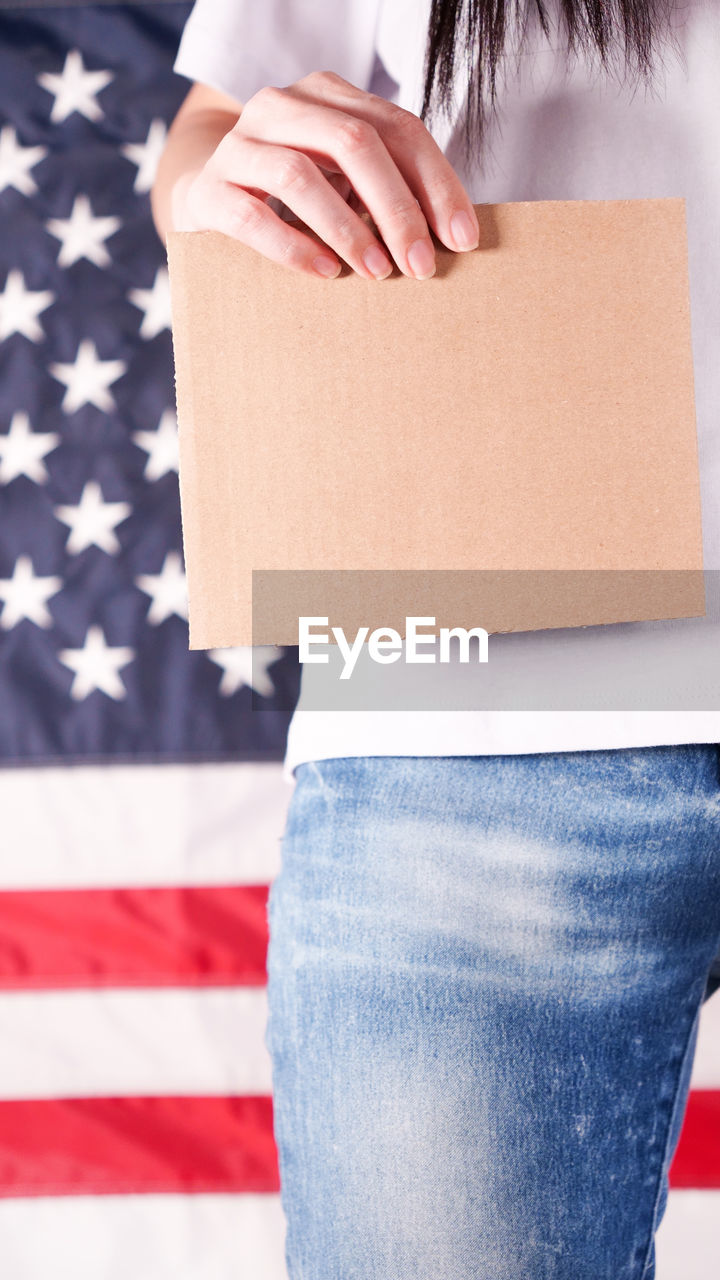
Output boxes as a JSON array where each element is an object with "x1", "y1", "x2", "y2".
[{"x1": 167, "y1": 198, "x2": 704, "y2": 648}]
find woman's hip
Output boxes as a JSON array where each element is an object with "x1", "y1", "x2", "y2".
[{"x1": 264, "y1": 747, "x2": 720, "y2": 1279}]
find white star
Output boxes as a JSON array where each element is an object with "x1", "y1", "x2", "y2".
[
  {"x1": 46, "y1": 194, "x2": 121, "y2": 268},
  {"x1": 0, "y1": 270, "x2": 54, "y2": 343},
  {"x1": 208, "y1": 646, "x2": 280, "y2": 697},
  {"x1": 136, "y1": 551, "x2": 188, "y2": 625},
  {"x1": 0, "y1": 556, "x2": 62, "y2": 630},
  {"x1": 122, "y1": 118, "x2": 167, "y2": 194},
  {"x1": 54, "y1": 480, "x2": 131, "y2": 555},
  {"x1": 37, "y1": 49, "x2": 113, "y2": 124},
  {"x1": 59, "y1": 625, "x2": 134, "y2": 700},
  {"x1": 132, "y1": 408, "x2": 179, "y2": 481},
  {"x1": 0, "y1": 125, "x2": 47, "y2": 197},
  {"x1": 0, "y1": 412, "x2": 59, "y2": 485},
  {"x1": 128, "y1": 267, "x2": 171, "y2": 339},
  {"x1": 49, "y1": 339, "x2": 126, "y2": 413}
]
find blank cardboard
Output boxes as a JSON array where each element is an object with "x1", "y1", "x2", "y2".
[{"x1": 167, "y1": 198, "x2": 704, "y2": 648}]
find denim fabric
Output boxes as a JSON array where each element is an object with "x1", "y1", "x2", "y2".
[{"x1": 265, "y1": 746, "x2": 720, "y2": 1280}]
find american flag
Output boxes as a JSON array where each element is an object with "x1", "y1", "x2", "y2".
[{"x1": 0, "y1": 2, "x2": 716, "y2": 1275}]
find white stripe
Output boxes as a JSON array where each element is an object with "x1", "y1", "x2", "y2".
[
  {"x1": 0, "y1": 988, "x2": 271, "y2": 1098},
  {"x1": 0, "y1": 1190, "x2": 714, "y2": 1280},
  {"x1": 0, "y1": 762, "x2": 291, "y2": 888},
  {"x1": 0, "y1": 985, "x2": 715, "y2": 1101},
  {"x1": 0, "y1": 1194, "x2": 288, "y2": 1280},
  {"x1": 656, "y1": 1191, "x2": 720, "y2": 1280},
  {"x1": 691, "y1": 994, "x2": 720, "y2": 1089}
]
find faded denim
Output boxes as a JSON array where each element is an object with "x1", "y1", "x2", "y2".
[{"x1": 265, "y1": 746, "x2": 720, "y2": 1279}]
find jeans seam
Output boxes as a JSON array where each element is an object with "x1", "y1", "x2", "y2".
[
  {"x1": 635, "y1": 988, "x2": 704, "y2": 1279},
  {"x1": 268, "y1": 865, "x2": 307, "y2": 1279}
]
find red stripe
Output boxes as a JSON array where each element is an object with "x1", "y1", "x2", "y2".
[
  {"x1": 0, "y1": 1090, "x2": 715, "y2": 1197},
  {"x1": 670, "y1": 1090, "x2": 720, "y2": 1188},
  {"x1": 0, "y1": 886, "x2": 269, "y2": 989},
  {"x1": 0, "y1": 1096, "x2": 279, "y2": 1197}
]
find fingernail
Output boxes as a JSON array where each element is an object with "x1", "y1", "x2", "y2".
[
  {"x1": 449, "y1": 210, "x2": 479, "y2": 250},
  {"x1": 313, "y1": 254, "x2": 341, "y2": 278},
  {"x1": 363, "y1": 244, "x2": 393, "y2": 280},
  {"x1": 407, "y1": 238, "x2": 436, "y2": 280}
]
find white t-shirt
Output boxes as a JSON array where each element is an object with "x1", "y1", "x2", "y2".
[{"x1": 174, "y1": 0, "x2": 720, "y2": 771}]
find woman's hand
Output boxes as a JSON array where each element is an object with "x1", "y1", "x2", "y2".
[{"x1": 161, "y1": 72, "x2": 480, "y2": 281}]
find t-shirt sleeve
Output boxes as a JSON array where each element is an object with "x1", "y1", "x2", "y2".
[{"x1": 173, "y1": 0, "x2": 384, "y2": 104}]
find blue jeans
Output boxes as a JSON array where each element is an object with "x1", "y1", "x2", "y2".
[{"x1": 265, "y1": 747, "x2": 720, "y2": 1279}]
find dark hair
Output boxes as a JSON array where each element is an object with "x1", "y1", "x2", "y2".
[{"x1": 420, "y1": 0, "x2": 677, "y2": 160}]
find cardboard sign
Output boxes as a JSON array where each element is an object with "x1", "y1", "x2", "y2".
[{"x1": 167, "y1": 198, "x2": 704, "y2": 649}]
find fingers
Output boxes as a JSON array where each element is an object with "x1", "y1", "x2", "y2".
[
  {"x1": 182, "y1": 71, "x2": 481, "y2": 281},
  {"x1": 213, "y1": 133, "x2": 395, "y2": 279},
  {"x1": 360, "y1": 102, "x2": 481, "y2": 254},
  {"x1": 287, "y1": 73, "x2": 480, "y2": 259},
  {"x1": 183, "y1": 170, "x2": 348, "y2": 279},
  {"x1": 238, "y1": 87, "x2": 440, "y2": 279}
]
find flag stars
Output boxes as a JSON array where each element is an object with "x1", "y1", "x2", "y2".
[
  {"x1": 133, "y1": 409, "x2": 179, "y2": 481},
  {"x1": 0, "y1": 125, "x2": 47, "y2": 197},
  {"x1": 122, "y1": 118, "x2": 167, "y2": 194},
  {"x1": 0, "y1": 412, "x2": 59, "y2": 485},
  {"x1": 0, "y1": 270, "x2": 54, "y2": 343},
  {"x1": 49, "y1": 339, "x2": 127, "y2": 413},
  {"x1": 37, "y1": 49, "x2": 113, "y2": 124},
  {"x1": 208, "y1": 646, "x2": 279, "y2": 698},
  {"x1": 0, "y1": 557, "x2": 62, "y2": 630},
  {"x1": 128, "y1": 267, "x2": 171, "y2": 339},
  {"x1": 46, "y1": 194, "x2": 121, "y2": 269},
  {"x1": 59, "y1": 625, "x2": 134, "y2": 700},
  {"x1": 54, "y1": 480, "x2": 131, "y2": 555},
  {"x1": 136, "y1": 551, "x2": 188, "y2": 625}
]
